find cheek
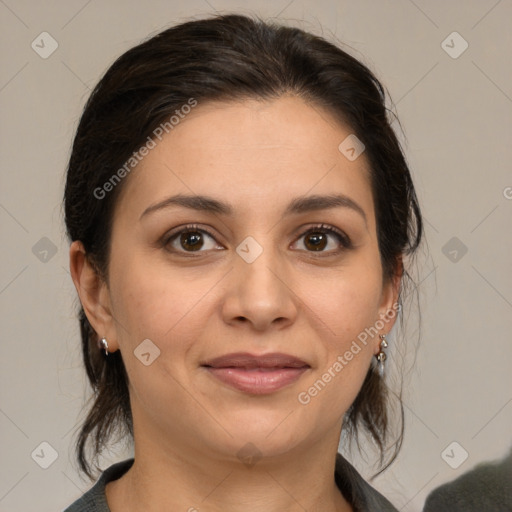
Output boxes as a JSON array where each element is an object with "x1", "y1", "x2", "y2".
[
  {"x1": 293, "y1": 264, "x2": 382, "y2": 414},
  {"x1": 111, "y1": 265, "x2": 202, "y2": 345},
  {"x1": 299, "y1": 262, "x2": 383, "y2": 345},
  {"x1": 108, "y1": 257, "x2": 214, "y2": 413}
]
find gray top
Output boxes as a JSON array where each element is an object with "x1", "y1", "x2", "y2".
[
  {"x1": 63, "y1": 453, "x2": 398, "y2": 511},
  {"x1": 423, "y1": 449, "x2": 512, "y2": 512}
]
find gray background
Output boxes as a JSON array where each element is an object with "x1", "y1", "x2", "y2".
[{"x1": 0, "y1": 1, "x2": 511, "y2": 511}]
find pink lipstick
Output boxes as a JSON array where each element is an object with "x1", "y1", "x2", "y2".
[{"x1": 201, "y1": 352, "x2": 310, "y2": 395}]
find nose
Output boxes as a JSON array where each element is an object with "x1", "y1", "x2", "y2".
[{"x1": 221, "y1": 243, "x2": 299, "y2": 332}]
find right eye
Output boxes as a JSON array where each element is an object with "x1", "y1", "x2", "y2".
[{"x1": 163, "y1": 224, "x2": 224, "y2": 254}]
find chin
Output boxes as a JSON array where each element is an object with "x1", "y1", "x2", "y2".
[
  {"x1": 213, "y1": 411, "x2": 307, "y2": 456},
  {"x1": 209, "y1": 432, "x2": 304, "y2": 467}
]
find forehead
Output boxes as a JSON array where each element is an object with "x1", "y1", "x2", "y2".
[{"x1": 113, "y1": 96, "x2": 374, "y2": 224}]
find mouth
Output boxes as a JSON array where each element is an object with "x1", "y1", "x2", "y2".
[{"x1": 201, "y1": 352, "x2": 310, "y2": 395}]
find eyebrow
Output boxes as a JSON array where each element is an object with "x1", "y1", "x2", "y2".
[{"x1": 139, "y1": 193, "x2": 367, "y2": 225}]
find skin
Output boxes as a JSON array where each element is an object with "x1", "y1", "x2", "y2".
[{"x1": 70, "y1": 95, "x2": 400, "y2": 512}]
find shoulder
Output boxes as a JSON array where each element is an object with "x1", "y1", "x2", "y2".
[
  {"x1": 62, "y1": 459, "x2": 134, "y2": 512},
  {"x1": 423, "y1": 452, "x2": 512, "y2": 512},
  {"x1": 335, "y1": 453, "x2": 398, "y2": 512}
]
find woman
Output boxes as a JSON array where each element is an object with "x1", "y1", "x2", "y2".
[{"x1": 63, "y1": 13, "x2": 422, "y2": 512}]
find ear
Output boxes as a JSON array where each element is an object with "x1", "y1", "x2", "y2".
[
  {"x1": 69, "y1": 240, "x2": 119, "y2": 352},
  {"x1": 375, "y1": 256, "x2": 403, "y2": 352}
]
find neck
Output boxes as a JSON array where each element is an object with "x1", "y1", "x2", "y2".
[{"x1": 106, "y1": 428, "x2": 352, "y2": 512}]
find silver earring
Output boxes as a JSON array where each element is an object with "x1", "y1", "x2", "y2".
[
  {"x1": 375, "y1": 334, "x2": 388, "y2": 377},
  {"x1": 98, "y1": 337, "x2": 109, "y2": 356}
]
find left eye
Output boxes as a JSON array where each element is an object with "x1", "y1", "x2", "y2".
[{"x1": 293, "y1": 226, "x2": 351, "y2": 253}]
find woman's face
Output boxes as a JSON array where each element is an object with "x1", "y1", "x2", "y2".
[{"x1": 97, "y1": 96, "x2": 398, "y2": 463}]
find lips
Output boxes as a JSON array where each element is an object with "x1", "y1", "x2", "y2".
[
  {"x1": 202, "y1": 352, "x2": 309, "y2": 369},
  {"x1": 201, "y1": 352, "x2": 310, "y2": 395}
]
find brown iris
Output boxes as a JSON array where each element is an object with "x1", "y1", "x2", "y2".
[
  {"x1": 304, "y1": 232, "x2": 327, "y2": 251},
  {"x1": 180, "y1": 231, "x2": 204, "y2": 251}
]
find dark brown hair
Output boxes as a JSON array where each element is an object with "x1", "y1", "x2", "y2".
[{"x1": 64, "y1": 13, "x2": 422, "y2": 480}]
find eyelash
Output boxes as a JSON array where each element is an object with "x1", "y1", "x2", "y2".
[{"x1": 162, "y1": 223, "x2": 353, "y2": 256}]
